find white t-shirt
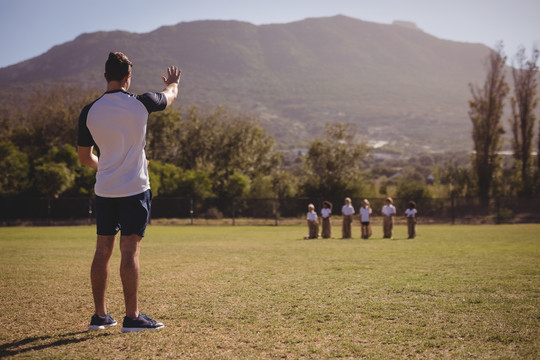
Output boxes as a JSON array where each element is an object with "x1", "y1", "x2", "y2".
[
  {"x1": 321, "y1": 208, "x2": 332, "y2": 218},
  {"x1": 405, "y1": 208, "x2": 417, "y2": 217},
  {"x1": 78, "y1": 90, "x2": 167, "y2": 197},
  {"x1": 360, "y1": 206, "x2": 372, "y2": 222},
  {"x1": 342, "y1": 204, "x2": 355, "y2": 216},
  {"x1": 382, "y1": 204, "x2": 396, "y2": 217},
  {"x1": 307, "y1": 211, "x2": 318, "y2": 221}
]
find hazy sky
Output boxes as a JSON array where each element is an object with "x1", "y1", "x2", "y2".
[{"x1": 0, "y1": 0, "x2": 538, "y2": 68}]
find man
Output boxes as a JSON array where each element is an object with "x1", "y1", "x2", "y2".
[{"x1": 78, "y1": 52, "x2": 181, "y2": 332}]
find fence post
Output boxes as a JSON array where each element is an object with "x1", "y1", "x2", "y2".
[
  {"x1": 451, "y1": 196, "x2": 455, "y2": 225},
  {"x1": 190, "y1": 199, "x2": 194, "y2": 225},
  {"x1": 274, "y1": 198, "x2": 279, "y2": 226},
  {"x1": 496, "y1": 197, "x2": 501, "y2": 225},
  {"x1": 47, "y1": 198, "x2": 52, "y2": 226},
  {"x1": 232, "y1": 198, "x2": 236, "y2": 226},
  {"x1": 88, "y1": 198, "x2": 93, "y2": 225}
]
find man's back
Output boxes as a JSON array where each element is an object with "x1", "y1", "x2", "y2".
[{"x1": 79, "y1": 90, "x2": 166, "y2": 197}]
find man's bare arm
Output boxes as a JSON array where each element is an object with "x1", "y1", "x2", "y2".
[
  {"x1": 78, "y1": 146, "x2": 98, "y2": 170},
  {"x1": 161, "y1": 66, "x2": 181, "y2": 107}
]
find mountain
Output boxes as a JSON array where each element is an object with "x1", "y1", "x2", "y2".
[{"x1": 0, "y1": 15, "x2": 492, "y2": 152}]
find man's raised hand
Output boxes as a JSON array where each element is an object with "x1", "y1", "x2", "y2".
[{"x1": 162, "y1": 66, "x2": 181, "y2": 86}]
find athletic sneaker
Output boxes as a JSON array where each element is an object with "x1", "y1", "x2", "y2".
[
  {"x1": 88, "y1": 313, "x2": 117, "y2": 330},
  {"x1": 122, "y1": 313, "x2": 164, "y2": 333}
]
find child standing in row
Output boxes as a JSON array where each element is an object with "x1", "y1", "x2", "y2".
[
  {"x1": 306, "y1": 204, "x2": 319, "y2": 239},
  {"x1": 341, "y1": 197, "x2": 355, "y2": 238},
  {"x1": 382, "y1": 197, "x2": 396, "y2": 239},
  {"x1": 321, "y1": 201, "x2": 332, "y2": 238},
  {"x1": 405, "y1": 201, "x2": 417, "y2": 239},
  {"x1": 359, "y1": 199, "x2": 372, "y2": 239}
]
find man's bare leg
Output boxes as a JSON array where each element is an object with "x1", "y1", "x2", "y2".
[
  {"x1": 120, "y1": 234, "x2": 141, "y2": 319},
  {"x1": 91, "y1": 235, "x2": 117, "y2": 316}
]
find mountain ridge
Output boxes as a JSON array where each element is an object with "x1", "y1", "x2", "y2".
[{"x1": 0, "y1": 15, "x2": 492, "y2": 152}]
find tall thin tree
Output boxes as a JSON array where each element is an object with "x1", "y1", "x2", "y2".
[
  {"x1": 469, "y1": 43, "x2": 509, "y2": 204},
  {"x1": 509, "y1": 46, "x2": 539, "y2": 195}
]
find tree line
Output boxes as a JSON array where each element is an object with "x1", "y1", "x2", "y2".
[
  {"x1": 0, "y1": 88, "x2": 375, "y2": 201},
  {"x1": 0, "y1": 87, "x2": 425, "y2": 202},
  {"x1": 469, "y1": 43, "x2": 540, "y2": 204},
  {"x1": 1, "y1": 44, "x2": 539, "y2": 205}
]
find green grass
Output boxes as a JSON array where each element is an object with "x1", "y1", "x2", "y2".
[{"x1": 0, "y1": 224, "x2": 539, "y2": 359}]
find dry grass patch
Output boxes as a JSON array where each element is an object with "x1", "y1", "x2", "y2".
[{"x1": 0, "y1": 224, "x2": 539, "y2": 359}]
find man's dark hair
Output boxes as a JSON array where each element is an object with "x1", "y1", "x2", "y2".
[{"x1": 105, "y1": 52, "x2": 133, "y2": 82}]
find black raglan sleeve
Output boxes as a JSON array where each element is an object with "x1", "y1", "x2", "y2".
[
  {"x1": 77, "y1": 104, "x2": 95, "y2": 147},
  {"x1": 138, "y1": 92, "x2": 168, "y2": 114}
]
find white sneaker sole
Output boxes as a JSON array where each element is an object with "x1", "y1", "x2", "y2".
[
  {"x1": 122, "y1": 324, "x2": 164, "y2": 333},
  {"x1": 88, "y1": 322, "x2": 117, "y2": 330}
]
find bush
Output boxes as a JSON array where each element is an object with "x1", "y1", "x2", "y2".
[
  {"x1": 498, "y1": 207, "x2": 515, "y2": 223},
  {"x1": 396, "y1": 180, "x2": 432, "y2": 202},
  {"x1": 203, "y1": 207, "x2": 223, "y2": 220}
]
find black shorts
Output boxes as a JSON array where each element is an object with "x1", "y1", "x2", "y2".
[
  {"x1": 361, "y1": 222, "x2": 370, "y2": 226},
  {"x1": 95, "y1": 189, "x2": 152, "y2": 237}
]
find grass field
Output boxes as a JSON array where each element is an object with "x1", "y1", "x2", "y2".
[{"x1": 0, "y1": 224, "x2": 539, "y2": 359}]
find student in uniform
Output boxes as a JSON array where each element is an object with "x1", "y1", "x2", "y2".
[
  {"x1": 306, "y1": 204, "x2": 319, "y2": 239},
  {"x1": 320, "y1": 201, "x2": 332, "y2": 239},
  {"x1": 359, "y1": 199, "x2": 372, "y2": 239},
  {"x1": 405, "y1": 200, "x2": 417, "y2": 239},
  {"x1": 381, "y1": 197, "x2": 396, "y2": 239},
  {"x1": 341, "y1": 197, "x2": 355, "y2": 239}
]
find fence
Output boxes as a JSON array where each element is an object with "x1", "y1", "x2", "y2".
[{"x1": 0, "y1": 196, "x2": 539, "y2": 226}]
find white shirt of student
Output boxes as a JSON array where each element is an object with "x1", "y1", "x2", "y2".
[
  {"x1": 307, "y1": 211, "x2": 318, "y2": 221},
  {"x1": 342, "y1": 205, "x2": 355, "y2": 216},
  {"x1": 360, "y1": 206, "x2": 372, "y2": 222},
  {"x1": 382, "y1": 204, "x2": 396, "y2": 217},
  {"x1": 321, "y1": 208, "x2": 332, "y2": 219},
  {"x1": 405, "y1": 208, "x2": 417, "y2": 217}
]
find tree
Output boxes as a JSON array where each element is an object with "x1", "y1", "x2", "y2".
[
  {"x1": 395, "y1": 166, "x2": 432, "y2": 202},
  {"x1": 0, "y1": 141, "x2": 31, "y2": 195},
  {"x1": 73, "y1": 165, "x2": 96, "y2": 197},
  {"x1": 148, "y1": 161, "x2": 215, "y2": 199},
  {"x1": 469, "y1": 44, "x2": 509, "y2": 204},
  {"x1": 9, "y1": 86, "x2": 99, "y2": 160},
  {"x1": 48, "y1": 144, "x2": 96, "y2": 197},
  {"x1": 146, "y1": 107, "x2": 182, "y2": 163},
  {"x1": 34, "y1": 163, "x2": 75, "y2": 198},
  {"x1": 249, "y1": 174, "x2": 275, "y2": 198},
  {"x1": 148, "y1": 161, "x2": 183, "y2": 196},
  {"x1": 221, "y1": 171, "x2": 250, "y2": 198},
  {"x1": 302, "y1": 123, "x2": 370, "y2": 198},
  {"x1": 32, "y1": 145, "x2": 79, "y2": 198},
  {"x1": 271, "y1": 170, "x2": 298, "y2": 199},
  {"x1": 509, "y1": 46, "x2": 539, "y2": 195},
  {"x1": 396, "y1": 178, "x2": 432, "y2": 202},
  {"x1": 174, "y1": 106, "x2": 281, "y2": 195},
  {"x1": 177, "y1": 169, "x2": 214, "y2": 199},
  {"x1": 440, "y1": 162, "x2": 475, "y2": 198}
]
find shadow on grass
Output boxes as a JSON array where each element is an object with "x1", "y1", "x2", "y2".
[{"x1": 0, "y1": 330, "x2": 114, "y2": 358}]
